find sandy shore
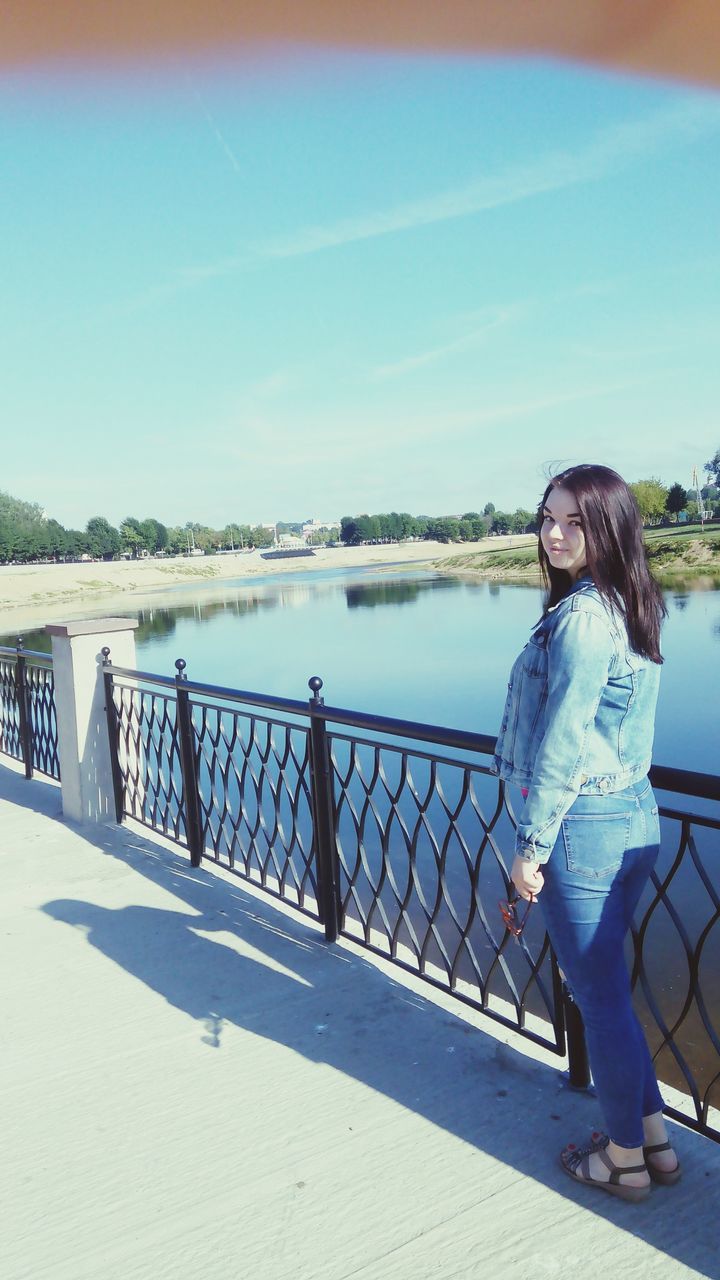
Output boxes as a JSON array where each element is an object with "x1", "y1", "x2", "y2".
[{"x1": 0, "y1": 539, "x2": 532, "y2": 636}]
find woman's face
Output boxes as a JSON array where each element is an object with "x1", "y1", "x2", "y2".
[{"x1": 540, "y1": 486, "x2": 587, "y2": 580}]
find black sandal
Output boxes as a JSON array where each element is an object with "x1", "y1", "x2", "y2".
[
  {"x1": 643, "y1": 1140, "x2": 681, "y2": 1185},
  {"x1": 560, "y1": 1133, "x2": 651, "y2": 1203}
]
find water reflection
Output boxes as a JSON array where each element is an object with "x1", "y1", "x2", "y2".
[
  {"x1": 133, "y1": 593, "x2": 282, "y2": 644},
  {"x1": 134, "y1": 576, "x2": 458, "y2": 638},
  {"x1": 5, "y1": 629, "x2": 52, "y2": 654},
  {"x1": 345, "y1": 578, "x2": 453, "y2": 609},
  {"x1": 660, "y1": 574, "x2": 720, "y2": 594},
  {"x1": 2, "y1": 567, "x2": 719, "y2": 778}
]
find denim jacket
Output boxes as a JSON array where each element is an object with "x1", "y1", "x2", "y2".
[{"x1": 491, "y1": 576, "x2": 660, "y2": 864}]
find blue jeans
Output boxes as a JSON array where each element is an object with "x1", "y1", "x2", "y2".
[{"x1": 539, "y1": 777, "x2": 664, "y2": 1148}]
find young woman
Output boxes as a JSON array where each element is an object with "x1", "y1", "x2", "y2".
[{"x1": 492, "y1": 463, "x2": 680, "y2": 1202}]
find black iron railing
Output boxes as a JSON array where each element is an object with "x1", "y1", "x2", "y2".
[
  {"x1": 102, "y1": 653, "x2": 720, "y2": 1142},
  {"x1": 0, "y1": 642, "x2": 60, "y2": 781}
]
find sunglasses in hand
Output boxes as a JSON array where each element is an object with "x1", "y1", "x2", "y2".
[{"x1": 498, "y1": 890, "x2": 535, "y2": 939}]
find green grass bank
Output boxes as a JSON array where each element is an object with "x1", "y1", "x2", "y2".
[{"x1": 435, "y1": 524, "x2": 720, "y2": 587}]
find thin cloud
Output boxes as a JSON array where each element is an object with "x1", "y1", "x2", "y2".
[
  {"x1": 191, "y1": 85, "x2": 242, "y2": 174},
  {"x1": 181, "y1": 96, "x2": 720, "y2": 282},
  {"x1": 467, "y1": 379, "x2": 641, "y2": 427},
  {"x1": 245, "y1": 367, "x2": 297, "y2": 399},
  {"x1": 202, "y1": 376, "x2": 647, "y2": 470},
  {"x1": 372, "y1": 308, "x2": 517, "y2": 380},
  {"x1": 569, "y1": 339, "x2": 700, "y2": 362}
]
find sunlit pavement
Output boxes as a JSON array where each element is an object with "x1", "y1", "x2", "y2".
[{"x1": 1, "y1": 760, "x2": 717, "y2": 1280}]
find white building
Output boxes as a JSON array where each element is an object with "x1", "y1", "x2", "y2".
[{"x1": 302, "y1": 519, "x2": 341, "y2": 541}]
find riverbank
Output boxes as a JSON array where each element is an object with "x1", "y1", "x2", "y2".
[
  {"x1": 2, "y1": 529, "x2": 717, "y2": 636},
  {"x1": 0, "y1": 539, "x2": 529, "y2": 633},
  {"x1": 434, "y1": 528, "x2": 720, "y2": 586}
]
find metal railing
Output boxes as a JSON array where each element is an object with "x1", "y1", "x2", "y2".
[
  {"x1": 101, "y1": 652, "x2": 720, "y2": 1141},
  {"x1": 0, "y1": 642, "x2": 60, "y2": 781}
]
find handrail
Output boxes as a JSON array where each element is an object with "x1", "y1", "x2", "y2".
[
  {"x1": 0, "y1": 645, "x2": 53, "y2": 663},
  {"x1": 649, "y1": 763, "x2": 720, "y2": 803},
  {"x1": 107, "y1": 663, "x2": 309, "y2": 716},
  {"x1": 308, "y1": 701, "x2": 499, "y2": 756},
  {"x1": 104, "y1": 662, "x2": 719, "y2": 803},
  {"x1": 105, "y1": 665, "x2": 179, "y2": 691}
]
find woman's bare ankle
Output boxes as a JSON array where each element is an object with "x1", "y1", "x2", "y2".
[
  {"x1": 642, "y1": 1110, "x2": 668, "y2": 1146},
  {"x1": 605, "y1": 1140, "x2": 650, "y2": 1186},
  {"x1": 607, "y1": 1139, "x2": 644, "y2": 1164},
  {"x1": 641, "y1": 1113, "x2": 679, "y2": 1172}
]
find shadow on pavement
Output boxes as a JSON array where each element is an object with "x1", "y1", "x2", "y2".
[{"x1": 2, "y1": 762, "x2": 717, "y2": 1275}]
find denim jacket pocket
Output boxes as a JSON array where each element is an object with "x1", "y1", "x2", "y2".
[
  {"x1": 522, "y1": 631, "x2": 548, "y2": 679},
  {"x1": 561, "y1": 810, "x2": 632, "y2": 879}
]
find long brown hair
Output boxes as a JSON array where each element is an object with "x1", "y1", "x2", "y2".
[{"x1": 538, "y1": 464, "x2": 666, "y2": 662}]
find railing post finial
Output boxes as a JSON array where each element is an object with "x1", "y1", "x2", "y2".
[
  {"x1": 308, "y1": 675, "x2": 324, "y2": 705},
  {"x1": 101, "y1": 646, "x2": 111, "y2": 666},
  {"x1": 175, "y1": 658, "x2": 187, "y2": 682},
  {"x1": 16, "y1": 636, "x2": 24, "y2": 653}
]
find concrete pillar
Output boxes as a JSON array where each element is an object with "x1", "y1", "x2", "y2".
[{"x1": 46, "y1": 618, "x2": 139, "y2": 824}]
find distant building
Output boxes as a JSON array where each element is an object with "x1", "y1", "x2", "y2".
[{"x1": 302, "y1": 519, "x2": 341, "y2": 541}]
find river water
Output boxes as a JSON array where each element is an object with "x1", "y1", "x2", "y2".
[
  {"x1": 41, "y1": 563, "x2": 717, "y2": 775},
  {"x1": 7, "y1": 564, "x2": 719, "y2": 769}
]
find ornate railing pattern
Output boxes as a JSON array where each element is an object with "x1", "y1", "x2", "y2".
[
  {"x1": 102, "y1": 654, "x2": 720, "y2": 1142},
  {"x1": 0, "y1": 651, "x2": 22, "y2": 762},
  {"x1": 104, "y1": 658, "x2": 320, "y2": 918},
  {"x1": 112, "y1": 678, "x2": 187, "y2": 845},
  {"x1": 330, "y1": 731, "x2": 562, "y2": 1053},
  {"x1": 194, "y1": 700, "x2": 317, "y2": 912},
  {"x1": 630, "y1": 795, "x2": 720, "y2": 1143},
  {"x1": 0, "y1": 643, "x2": 60, "y2": 781}
]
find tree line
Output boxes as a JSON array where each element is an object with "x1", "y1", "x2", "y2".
[
  {"x1": 633, "y1": 476, "x2": 720, "y2": 523},
  {"x1": 341, "y1": 461, "x2": 720, "y2": 546},
  {"x1": 339, "y1": 505, "x2": 535, "y2": 545},
  {"x1": 0, "y1": 497, "x2": 279, "y2": 564},
  {"x1": 1, "y1": 451, "x2": 718, "y2": 564}
]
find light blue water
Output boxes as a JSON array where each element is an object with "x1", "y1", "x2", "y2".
[
  {"x1": 131, "y1": 567, "x2": 720, "y2": 776},
  {"x1": 7, "y1": 565, "x2": 719, "y2": 774}
]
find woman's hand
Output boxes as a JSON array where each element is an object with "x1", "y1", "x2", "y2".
[{"x1": 511, "y1": 854, "x2": 545, "y2": 900}]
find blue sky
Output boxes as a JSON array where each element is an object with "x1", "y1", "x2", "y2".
[{"x1": 2, "y1": 49, "x2": 719, "y2": 529}]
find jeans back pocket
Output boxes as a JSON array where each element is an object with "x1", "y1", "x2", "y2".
[{"x1": 561, "y1": 811, "x2": 632, "y2": 879}]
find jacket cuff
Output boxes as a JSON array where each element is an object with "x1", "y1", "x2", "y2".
[{"x1": 515, "y1": 836, "x2": 552, "y2": 865}]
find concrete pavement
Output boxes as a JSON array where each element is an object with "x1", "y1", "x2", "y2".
[{"x1": 1, "y1": 759, "x2": 718, "y2": 1280}]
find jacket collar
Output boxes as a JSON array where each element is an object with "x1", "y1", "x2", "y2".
[
  {"x1": 543, "y1": 573, "x2": 595, "y2": 619},
  {"x1": 567, "y1": 571, "x2": 594, "y2": 595}
]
